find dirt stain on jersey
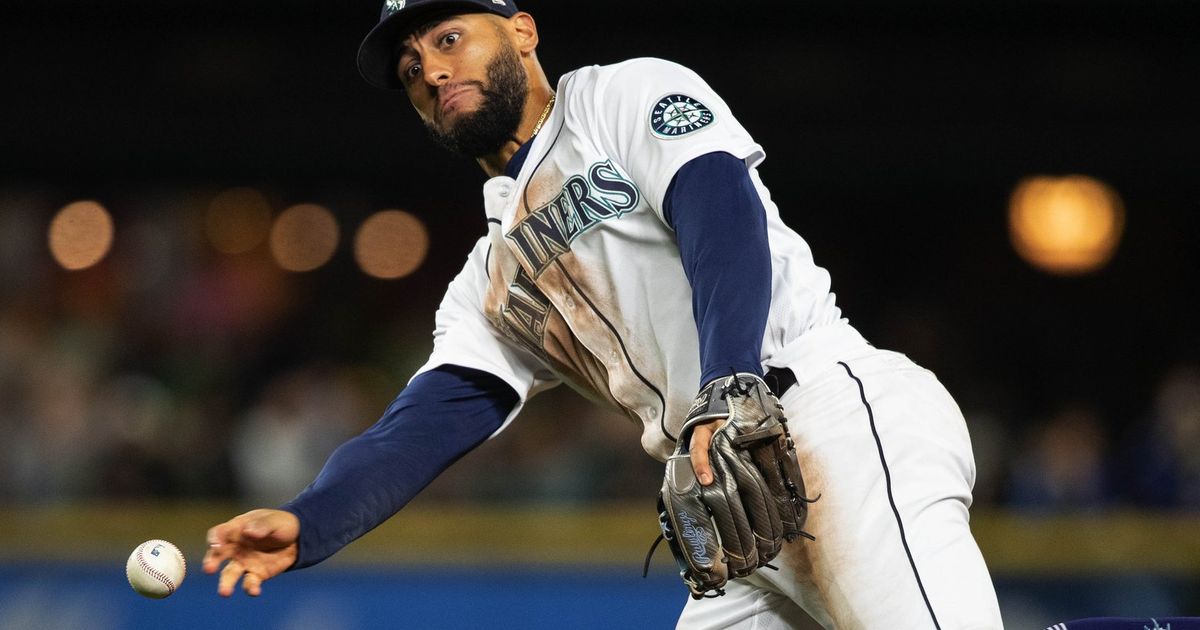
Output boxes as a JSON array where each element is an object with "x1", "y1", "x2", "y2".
[{"x1": 493, "y1": 159, "x2": 685, "y2": 455}]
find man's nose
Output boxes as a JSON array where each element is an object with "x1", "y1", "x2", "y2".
[{"x1": 422, "y1": 54, "x2": 452, "y2": 86}]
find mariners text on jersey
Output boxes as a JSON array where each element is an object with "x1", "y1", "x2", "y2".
[{"x1": 505, "y1": 160, "x2": 640, "y2": 277}]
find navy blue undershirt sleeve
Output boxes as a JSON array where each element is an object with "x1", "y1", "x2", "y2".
[
  {"x1": 280, "y1": 364, "x2": 518, "y2": 569},
  {"x1": 664, "y1": 151, "x2": 772, "y2": 386}
]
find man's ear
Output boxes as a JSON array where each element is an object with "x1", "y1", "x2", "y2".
[{"x1": 510, "y1": 12, "x2": 539, "y2": 54}]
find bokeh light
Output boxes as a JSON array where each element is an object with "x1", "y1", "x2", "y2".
[
  {"x1": 205, "y1": 188, "x2": 273, "y2": 254},
  {"x1": 354, "y1": 210, "x2": 430, "y2": 280},
  {"x1": 1009, "y1": 175, "x2": 1125, "y2": 275},
  {"x1": 269, "y1": 204, "x2": 339, "y2": 272},
  {"x1": 48, "y1": 200, "x2": 115, "y2": 271}
]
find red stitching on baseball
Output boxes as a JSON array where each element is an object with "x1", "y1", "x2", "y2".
[{"x1": 136, "y1": 543, "x2": 179, "y2": 594}]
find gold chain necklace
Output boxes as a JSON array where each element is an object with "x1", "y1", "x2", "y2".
[{"x1": 530, "y1": 93, "x2": 556, "y2": 139}]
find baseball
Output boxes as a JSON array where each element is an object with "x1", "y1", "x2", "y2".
[{"x1": 126, "y1": 539, "x2": 186, "y2": 599}]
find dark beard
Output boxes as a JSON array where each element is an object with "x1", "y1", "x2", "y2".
[{"x1": 425, "y1": 41, "x2": 528, "y2": 158}]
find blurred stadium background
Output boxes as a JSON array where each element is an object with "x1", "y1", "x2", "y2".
[{"x1": 2, "y1": 0, "x2": 1199, "y2": 627}]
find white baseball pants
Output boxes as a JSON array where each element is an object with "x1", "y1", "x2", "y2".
[{"x1": 676, "y1": 324, "x2": 1003, "y2": 630}]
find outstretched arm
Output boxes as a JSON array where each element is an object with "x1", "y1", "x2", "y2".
[{"x1": 203, "y1": 364, "x2": 518, "y2": 596}]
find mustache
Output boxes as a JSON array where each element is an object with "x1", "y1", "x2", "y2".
[{"x1": 434, "y1": 80, "x2": 488, "y2": 126}]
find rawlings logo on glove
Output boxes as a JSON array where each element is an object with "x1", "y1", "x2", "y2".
[{"x1": 677, "y1": 511, "x2": 713, "y2": 564}]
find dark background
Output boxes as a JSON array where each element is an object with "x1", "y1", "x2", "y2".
[{"x1": 2, "y1": 0, "x2": 1199, "y2": 500}]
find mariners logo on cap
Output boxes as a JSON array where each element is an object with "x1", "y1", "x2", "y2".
[
  {"x1": 650, "y1": 94, "x2": 715, "y2": 139},
  {"x1": 385, "y1": 0, "x2": 406, "y2": 14}
]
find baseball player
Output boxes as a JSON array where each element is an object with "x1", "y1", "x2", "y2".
[{"x1": 203, "y1": 1, "x2": 1004, "y2": 628}]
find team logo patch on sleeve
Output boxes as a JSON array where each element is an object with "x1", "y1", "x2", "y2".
[{"x1": 650, "y1": 94, "x2": 715, "y2": 138}]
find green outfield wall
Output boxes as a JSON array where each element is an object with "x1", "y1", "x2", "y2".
[{"x1": 3, "y1": 503, "x2": 1199, "y2": 574}]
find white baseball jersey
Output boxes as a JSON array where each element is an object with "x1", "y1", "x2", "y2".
[
  {"x1": 415, "y1": 57, "x2": 843, "y2": 461},
  {"x1": 412, "y1": 57, "x2": 1003, "y2": 628}
]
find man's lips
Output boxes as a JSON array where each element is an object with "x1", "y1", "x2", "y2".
[{"x1": 439, "y1": 85, "x2": 478, "y2": 115}]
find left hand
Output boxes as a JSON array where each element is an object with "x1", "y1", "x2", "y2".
[{"x1": 688, "y1": 418, "x2": 726, "y2": 486}]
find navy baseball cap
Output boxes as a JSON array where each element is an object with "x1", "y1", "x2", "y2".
[{"x1": 357, "y1": 0, "x2": 520, "y2": 90}]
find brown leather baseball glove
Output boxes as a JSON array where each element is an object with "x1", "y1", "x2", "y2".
[{"x1": 649, "y1": 373, "x2": 816, "y2": 599}]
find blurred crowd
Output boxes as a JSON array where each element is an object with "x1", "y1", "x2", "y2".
[
  {"x1": 965, "y1": 364, "x2": 1200, "y2": 510},
  {"x1": 2, "y1": 197, "x2": 1199, "y2": 511}
]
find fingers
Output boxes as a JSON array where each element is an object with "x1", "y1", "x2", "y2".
[
  {"x1": 215, "y1": 560, "x2": 266, "y2": 597},
  {"x1": 690, "y1": 421, "x2": 717, "y2": 486},
  {"x1": 204, "y1": 512, "x2": 256, "y2": 573},
  {"x1": 203, "y1": 522, "x2": 238, "y2": 574},
  {"x1": 242, "y1": 571, "x2": 264, "y2": 597},
  {"x1": 204, "y1": 510, "x2": 300, "y2": 598},
  {"x1": 218, "y1": 560, "x2": 244, "y2": 597},
  {"x1": 203, "y1": 510, "x2": 274, "y2": 575}
]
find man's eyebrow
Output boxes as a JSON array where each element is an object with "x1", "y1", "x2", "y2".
[{"x1": 395, "y1": 15, "x2": 460, "y2": 59}]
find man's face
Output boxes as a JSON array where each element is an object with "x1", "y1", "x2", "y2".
[{"x1": 396, "y1": 14, "x2": 528, "y2": 158}]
